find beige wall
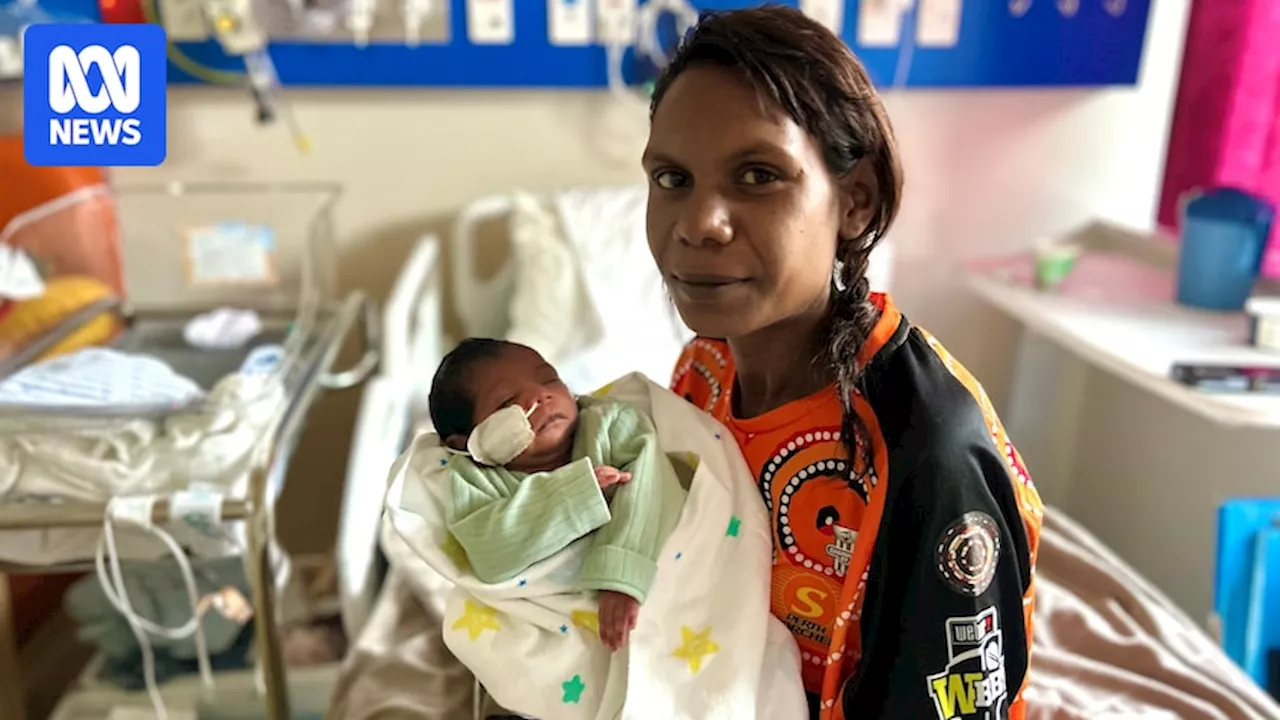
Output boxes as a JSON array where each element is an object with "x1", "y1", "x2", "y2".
[{"x1": 0, "y1": 0, "x2": 1204, "y2": 601}]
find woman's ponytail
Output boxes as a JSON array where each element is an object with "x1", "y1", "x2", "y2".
[{"x1": 825, "y1": 241, "x2": 880, "y2": 489}]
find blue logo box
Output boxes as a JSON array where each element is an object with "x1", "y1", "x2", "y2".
[{"x1": 23, "y1": 23, "x2": 167, "y2": 167}]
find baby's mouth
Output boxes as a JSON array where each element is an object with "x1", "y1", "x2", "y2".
[{"x1": 534, "y1": 414, "x2": 567, "y2": 434}]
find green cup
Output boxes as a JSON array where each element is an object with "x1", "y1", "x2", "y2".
[{"x1": 1034, "y1": 245, "x2": 1080, "y2": 292}]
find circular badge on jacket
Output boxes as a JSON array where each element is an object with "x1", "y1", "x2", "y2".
[{"x1": 934, "y1": 511, "x2": 1001, "y2": 596}]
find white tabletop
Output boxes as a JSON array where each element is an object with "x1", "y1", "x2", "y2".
[{"x1": 965, "y1": 225, "x2": 1280, "y2": 429}]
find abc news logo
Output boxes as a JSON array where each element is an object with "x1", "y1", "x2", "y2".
[
  {"x1": 23, "y1": 23, "x2": 167, "y2": 167},
  {"x1": 47, "y1": 43, "x2": 143, "y2": 147}
]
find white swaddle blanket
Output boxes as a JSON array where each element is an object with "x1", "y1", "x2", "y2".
[{"x1": 382, "y1": 373, "x2": 807, "y2": 720}]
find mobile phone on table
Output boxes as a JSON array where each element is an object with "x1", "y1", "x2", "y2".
[{"x1": 1170, "y1": 363, "x2": 1280, "y2": 394}]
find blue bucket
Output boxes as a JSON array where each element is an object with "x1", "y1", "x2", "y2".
[{"x1": 1177, "y1": 187, "x2": 1275, "y2": 312}]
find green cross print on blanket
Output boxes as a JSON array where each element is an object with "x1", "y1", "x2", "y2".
[{"x1": 382, "y1": 373, "x2": 809, "y2": 720}]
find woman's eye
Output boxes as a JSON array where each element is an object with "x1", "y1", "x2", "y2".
[
  {"x1": 652, "y1": 170, "x2": 688, "y2": 190},
  {"x1": 740, "y1": 168, "x2": 780, "y2": 185}
]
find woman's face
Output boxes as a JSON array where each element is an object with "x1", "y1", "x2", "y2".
[{"x1": 644, "y1": 65, "x2": 845, "y2": 341}]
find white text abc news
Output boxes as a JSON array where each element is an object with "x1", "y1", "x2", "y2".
[{"x1": 47, "y1": 44, "x2": 144, "y2": 147}]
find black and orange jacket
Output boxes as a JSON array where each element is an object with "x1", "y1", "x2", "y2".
[{"x1": 670, "y1": 293, "x2": 1044, "y2": 720}]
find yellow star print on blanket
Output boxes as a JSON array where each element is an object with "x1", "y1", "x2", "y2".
[
  {"x1": 672, "y1": 626, "x2": 719, "y2": 674},
  {"x1": 453, "y1": 599, "x2": 501, "y2": 641},
  {"x1": 440, "y1": 532, "x2": 470, "y2": 572},
  {"x1": 571, "y1": 609, "x2": 599, "y2": 635}
]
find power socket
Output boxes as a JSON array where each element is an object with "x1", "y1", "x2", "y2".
[
  {"x1": 467, "y1": 0, "x2": 515, "y2": 45},
  {"x1": 549, "y1": 0, "x2": 592, "y2": 46}
]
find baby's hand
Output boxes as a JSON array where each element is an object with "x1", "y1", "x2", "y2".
[
  {"x1": 593, "y1": 465, "x2": 632, "y2": 489},
  {"x1": 598, "y1": 590, "x2": 639, "y2": 651}
]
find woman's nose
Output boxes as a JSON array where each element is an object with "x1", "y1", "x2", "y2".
[{"x1": 675, "y1": 189, "x2": 733, "y2": 247}]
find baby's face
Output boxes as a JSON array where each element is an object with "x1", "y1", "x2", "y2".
[{"x1": 467, "y1": 345, "x2": 579, "y2": 471}]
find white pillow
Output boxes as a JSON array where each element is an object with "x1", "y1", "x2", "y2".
[
  {"x1": 551, "y1": 186, "x2": 694, "y2": 391},
  {"x1": 505, "y1": 192, "x2": 598, "y2": 364}
]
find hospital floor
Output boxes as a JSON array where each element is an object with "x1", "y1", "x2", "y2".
[{"x1": 22, "y1": 609, "x2": 95, "y2": 720}]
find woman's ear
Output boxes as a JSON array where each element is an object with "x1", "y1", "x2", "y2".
[
  {"x1": 444, "y1": 434, "x2": 468, "y2": 451},
  {"x1": 838, "y1": 161, "x2": 880, "y2": 243}
]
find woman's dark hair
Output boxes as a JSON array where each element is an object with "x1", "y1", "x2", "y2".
[
  {"x1": 650, "y1": 5, "x2": 905, "y2": 486},
  {"x1": 428, "y1": 337, "x2": 513, "y2": 440}
]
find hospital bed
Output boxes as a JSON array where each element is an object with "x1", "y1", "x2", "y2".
[
  {"x1": 331, "y1": 185, "x2": 1280, "y2": 720},
  {"x1": 0, "y1": 182, "x2": 379, "y2": 720}
]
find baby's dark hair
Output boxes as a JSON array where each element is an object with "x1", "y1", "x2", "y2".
[
  {"x1": 427, "y1": 337, "x2": 514, "y2": 440},
  {"x1": 651, "y1": 6, "x2": 904, "y2": 486}
]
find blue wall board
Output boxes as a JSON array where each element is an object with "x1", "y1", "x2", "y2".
[
  {"x1": 3, "y1": 0, "x2": 1152, "y2": 89},
  {"x1": 1, "y1": 0, "x2": 99, "y2": 26}
]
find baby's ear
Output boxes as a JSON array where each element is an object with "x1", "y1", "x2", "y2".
[{"x1": 443, "y1": 434, "x2": 468, "y2": 451}]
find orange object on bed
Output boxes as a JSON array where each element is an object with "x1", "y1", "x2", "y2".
[{"x1": 0, "y1": 135, "x2": 124, "y2": 295}]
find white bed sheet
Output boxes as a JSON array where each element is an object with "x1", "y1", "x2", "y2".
[{"x1": 326, "y1": 569, "x2": 478, "y2": 720}]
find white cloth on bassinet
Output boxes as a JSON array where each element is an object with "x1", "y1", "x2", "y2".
[
  {"x1": 0, "y1": 347, "x2": 204, "y2": 407},
  {"x1": 0, "y1": 349, "x2": 286, "y2": 564},
  {"x1": 382, "y1": 373, "x2": 807, "y2": 720}
]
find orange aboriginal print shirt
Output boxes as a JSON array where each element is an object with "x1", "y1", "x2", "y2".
[{"x1": 671, "y1": 294, "x2": 1045, "y2": 720}]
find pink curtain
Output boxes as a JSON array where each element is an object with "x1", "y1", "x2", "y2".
[{"x1": 1158, "y1": 0, "x2": 1280, "y2": 277}]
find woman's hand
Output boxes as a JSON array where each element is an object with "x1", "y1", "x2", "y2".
[
  {"x1": 593, "y1": 465, "x2": 632, "y2": 489},
  {"x1": 598, "y1": 590, "x2": 639, "y2": 651}
]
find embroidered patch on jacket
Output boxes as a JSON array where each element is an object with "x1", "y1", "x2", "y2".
[
  {"x1": 934, "y1": 511, "x2": 1001, "y2": 596},
  {"x1": 925, "y1": 606, "x2": 1009, "y2": 719}
]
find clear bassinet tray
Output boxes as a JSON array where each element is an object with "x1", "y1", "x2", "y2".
[{"x1": 0, "y1": 181, "x2": 341, "y2": 432}]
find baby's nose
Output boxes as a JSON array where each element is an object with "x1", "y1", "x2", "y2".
[{"x1": 515, "y1": 385, "x2": 545, "y2": 410}]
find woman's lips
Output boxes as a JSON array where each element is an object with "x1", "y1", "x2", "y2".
[
  {"x1": 674, "y1": 272, "x2": 747, "y2": 285},
  {"x1": 670, "y1": 273, "x2": 749, "y2": 302}
]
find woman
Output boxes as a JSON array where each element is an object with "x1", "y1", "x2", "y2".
[{"x1": 646, "y1": 7, "x2": 1044, "y2": 720}]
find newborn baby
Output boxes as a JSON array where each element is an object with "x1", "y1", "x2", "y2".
[{"x1": 427, "y1": 338, "x2": 686, "y2": 650}]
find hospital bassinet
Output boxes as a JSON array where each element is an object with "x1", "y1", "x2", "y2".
[{"x1": 0, "y1": 182, "x2": 378, "y2": 720}]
